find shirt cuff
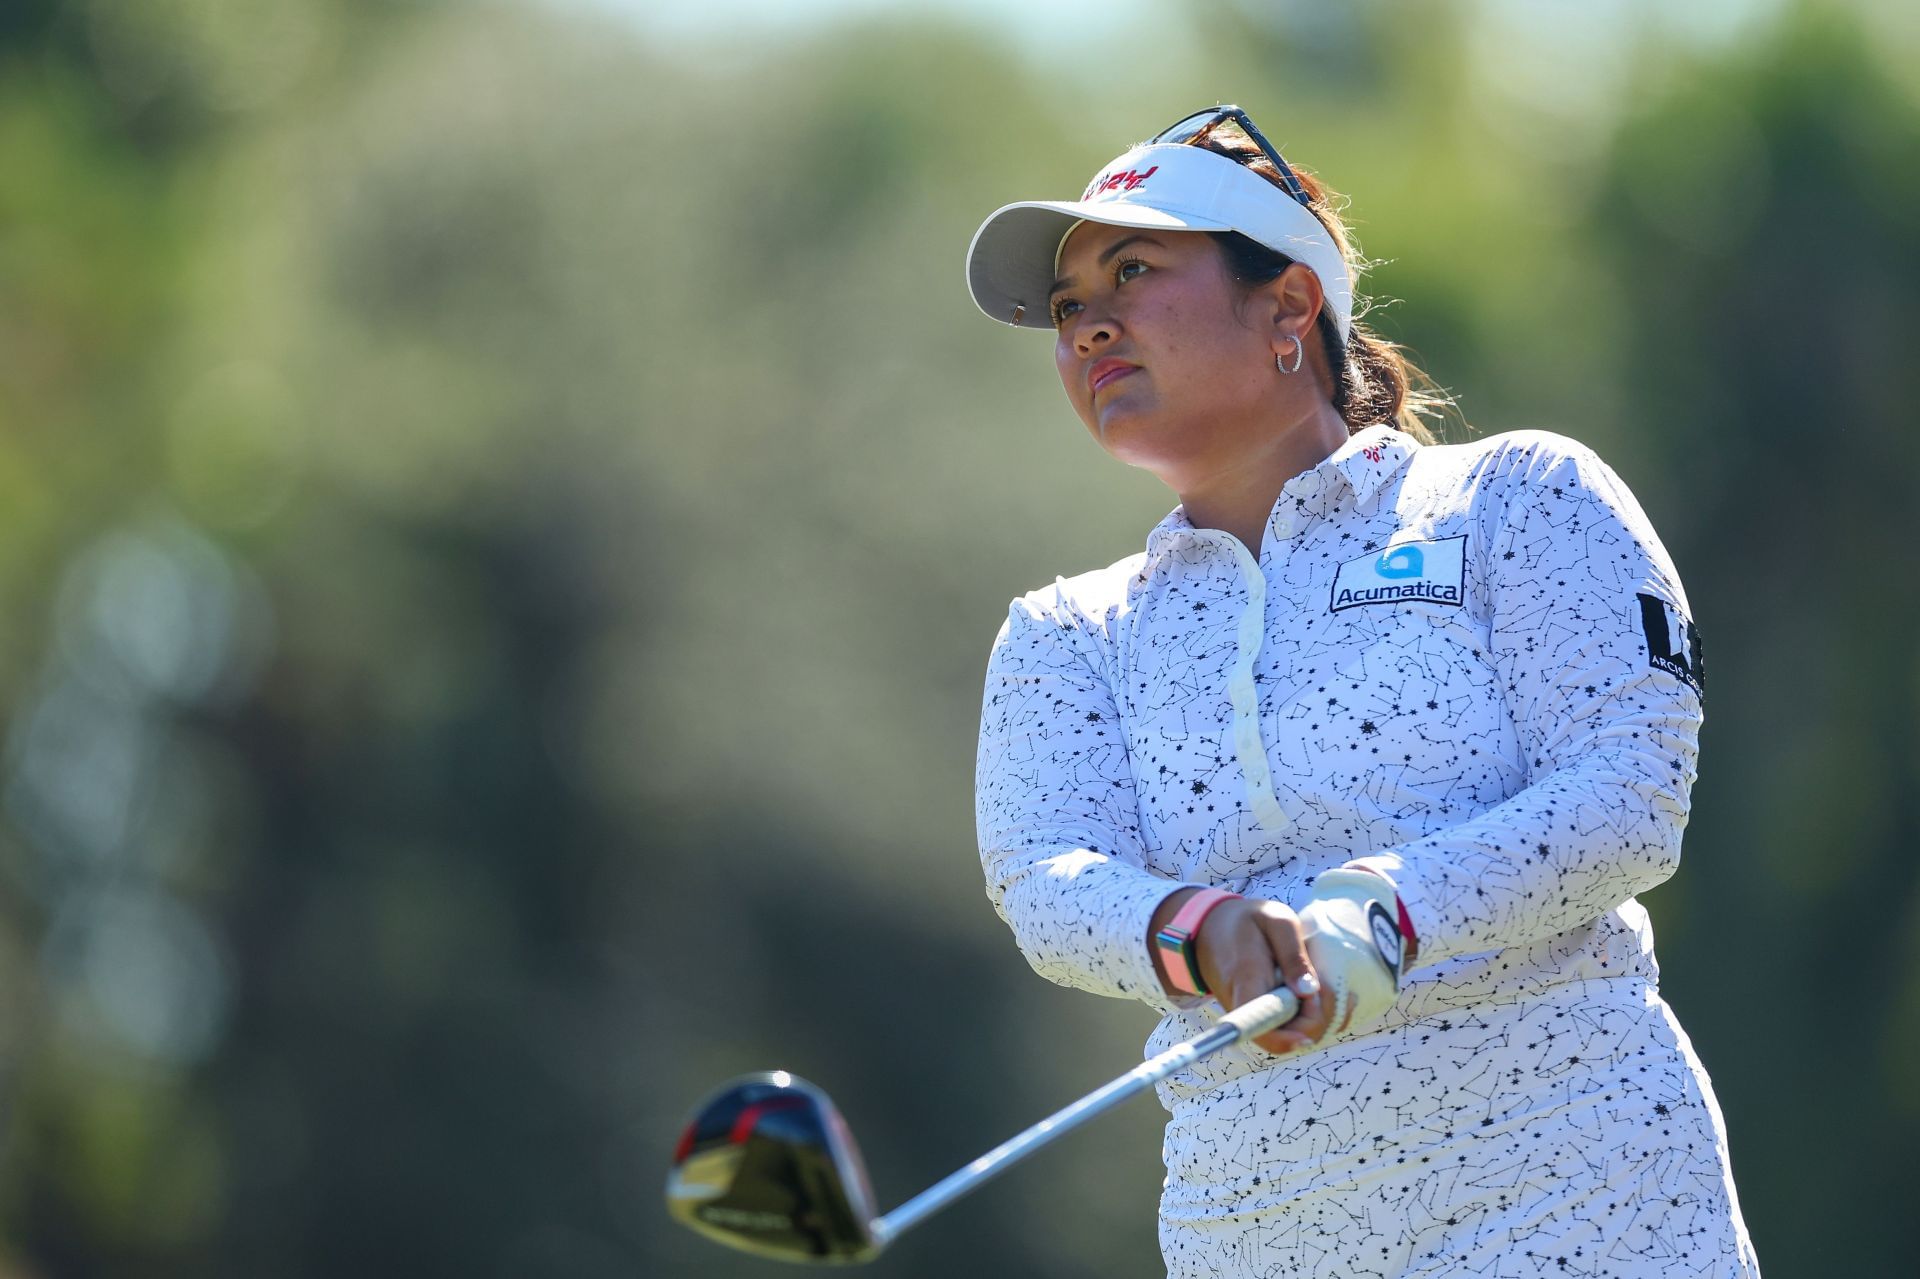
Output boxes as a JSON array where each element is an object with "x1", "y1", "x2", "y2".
[{"x1": 1339, "y1": 853, "x2": 1429, "y2": 973}]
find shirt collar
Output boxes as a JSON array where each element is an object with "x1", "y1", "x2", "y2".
[
  {"x1": 1326, "y1": 423, "x2": 1419, "y2": 506},
  {"x1": 1144, "y1": 425, "x2": 1421, "y2": 558},
  {"x1": 1144, "y1": 504, "x2": 1196, "y2": 556}
]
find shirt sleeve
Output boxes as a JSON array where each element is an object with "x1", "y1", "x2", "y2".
[
  {"x1": 975, "y1": 584, "x2": 1203, "y2": 1013},
  {"x1": 1345, "y1": 436, "x2": 1705, "y2": 970}
]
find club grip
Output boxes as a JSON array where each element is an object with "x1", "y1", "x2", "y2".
[{"x1": 1215, "y1": 984, "x2": 1302, "y2": 1040}]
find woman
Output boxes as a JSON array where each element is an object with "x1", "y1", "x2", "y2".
[{"x1": 966, "y1": 107, "x2": 1759, "y2": 1278}]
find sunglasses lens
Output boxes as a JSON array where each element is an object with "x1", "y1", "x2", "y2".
[
  {"x1": 1204, "y1": 116, "x2": 1256, "y2": 149},
  {"x1": 1155, "y1": 110, "x2": 1259, "y2": 155},
  {"x1": 1154, "y1": 109, "x2": 1228, "y2": 145}
]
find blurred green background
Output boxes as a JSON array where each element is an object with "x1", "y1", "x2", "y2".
[{"x1": 2, "y1": 0, "x2": 1916, "y2": 1274}]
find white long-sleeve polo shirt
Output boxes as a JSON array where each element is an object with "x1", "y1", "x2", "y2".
[{"x1": 974, "y1": 422, "x2": 1706, "y2": 1048}]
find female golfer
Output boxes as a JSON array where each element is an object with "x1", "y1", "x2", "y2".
[{"x1": 966, "y1": 107, "x2": 1759, "y2": 1278}]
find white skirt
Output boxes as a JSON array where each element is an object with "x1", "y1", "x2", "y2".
[{"x1": 1155, "y1": 978, "x2": 1761, "y2": 1278}]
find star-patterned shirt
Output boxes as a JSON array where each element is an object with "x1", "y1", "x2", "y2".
[
  {"x1": 974, "y1": 423, "x2": 1706, "y2": 1051},
  {"x1": 975, "y1": 422, "x2": 1756, "y2": 1277}
]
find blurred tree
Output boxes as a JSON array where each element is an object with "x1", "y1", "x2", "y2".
[{"x1": 1589, "y1": 6, "x2": 1920, "y2": 1272}]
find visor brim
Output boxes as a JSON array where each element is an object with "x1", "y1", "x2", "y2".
[{"x1": 965, "y1": 199, "x2": 1238, "y2": 330}]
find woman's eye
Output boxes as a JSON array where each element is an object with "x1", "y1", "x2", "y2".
[{"x1": 1050, "y1": 259, "x2": 1146, "y2": 325}]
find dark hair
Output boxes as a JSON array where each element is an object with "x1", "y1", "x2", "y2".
[{"x1": 1190, "y1": 132, "x2": 1454, "y2": 444}]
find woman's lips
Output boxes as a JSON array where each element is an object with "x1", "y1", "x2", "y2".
[{"x1": 1090, "y1": 362, "x2": 1139, "y2": 395}]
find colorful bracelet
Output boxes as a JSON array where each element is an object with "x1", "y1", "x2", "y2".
[{"x1": 1153, "y1": 888, "x2": 1241, "y2": 996}]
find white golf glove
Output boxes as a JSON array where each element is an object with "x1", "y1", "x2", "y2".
[{"x1": 1297, "y1": 868, "x2": 1409, "y2": 1038}]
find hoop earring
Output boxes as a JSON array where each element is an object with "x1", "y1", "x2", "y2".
[{"x1": 1276, "y1": 334, "x2": 1304, "y2": 376}]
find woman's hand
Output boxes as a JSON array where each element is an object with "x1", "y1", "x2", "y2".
[
  {"x1": 1149, "y1": 889, "x2": 1332, "y2": 1055},
  {"x1": 1197, "y1": 897, "x2": 1339, "y2": 1055}
]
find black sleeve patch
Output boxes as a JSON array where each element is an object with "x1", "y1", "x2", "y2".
[{"x1": 1637, "y1": 592, "x2": 1705, "y2": 695}]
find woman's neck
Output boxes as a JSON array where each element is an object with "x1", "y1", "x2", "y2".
[{"x1": 1172, "y1": 403, "x2": 1352, "y2": 555}]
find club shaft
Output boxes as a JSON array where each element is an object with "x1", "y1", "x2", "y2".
[{"x1": 870, "y1": 985, "x2": 1300, "y2": 1247}]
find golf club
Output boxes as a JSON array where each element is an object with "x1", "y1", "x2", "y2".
[{"x1": 665, "y1": 982, "x2": 1302, "y2": 1264}]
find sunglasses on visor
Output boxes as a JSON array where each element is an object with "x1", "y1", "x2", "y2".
[{"x1": 1150, "y1": 105, "x2": 1314, "y2": 209}]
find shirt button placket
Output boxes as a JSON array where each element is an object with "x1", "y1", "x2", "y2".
[{"x1": 1215, "y1": 534, "x2": 1291, "y2": 833}]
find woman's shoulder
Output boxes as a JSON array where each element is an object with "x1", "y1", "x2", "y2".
[
  {"x1": 1417, "y1": 426, "x2": 1612, "y2": 473},
  {"x1": 1408, "y1": 426, "x2": 1635, "y2": 503},
  {"x1": 994, "y1": 551, "x2": 1149, "y2": 652}
]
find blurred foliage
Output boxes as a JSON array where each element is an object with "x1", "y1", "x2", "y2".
[{"x1": 0, "y1": 0, "x2": 1915, "y2": 1275}]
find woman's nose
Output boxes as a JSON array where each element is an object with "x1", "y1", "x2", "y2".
[{"x1": 1070, "y1": 309, "x2": 1118, "y2": 355}]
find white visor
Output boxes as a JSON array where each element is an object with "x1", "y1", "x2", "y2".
[{"x1": 964, "y1": 142, "x2": 1354, "y2": 341}]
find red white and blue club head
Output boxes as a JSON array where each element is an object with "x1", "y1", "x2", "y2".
[{"x1": 666, "y1": 1071, "x2": 882, "y2": 1264}]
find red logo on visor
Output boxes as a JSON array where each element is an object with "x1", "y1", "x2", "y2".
[
  {"x1": 1361, "y1": 443, "x2": 1385, "y2": 462},
  {"x1": 1082, "y1": 165, "x2": 1158, "y2": 199}
]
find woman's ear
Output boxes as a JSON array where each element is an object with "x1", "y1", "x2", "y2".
[{"x1": 1263, "y1": 262, "x2": 1326, "y2": 350}]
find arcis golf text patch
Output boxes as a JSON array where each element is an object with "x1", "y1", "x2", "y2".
[{"x1": 1637, "y1": 592, "x2": 1705, "y2": 695}]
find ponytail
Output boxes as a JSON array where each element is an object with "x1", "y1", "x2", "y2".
[{"x1": 1196, "y1": 135, "x2": 1458, "y2": 444}]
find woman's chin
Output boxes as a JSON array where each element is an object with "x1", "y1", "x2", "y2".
[
  {"x1": 1091, "y1": 400, "x2": 1155, "y2": 449},
  {"x1": 1092, "y1": 407, "x2": 1186, "y2": 468}
]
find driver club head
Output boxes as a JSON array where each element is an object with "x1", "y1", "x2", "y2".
[{"x1": 666, "y1": 1071, "x2": 883, "y2": 1264}]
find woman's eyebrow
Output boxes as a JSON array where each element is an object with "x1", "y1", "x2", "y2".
[{"x1": 1049, "y1": 234, "x2": 1165, "y2": 298}]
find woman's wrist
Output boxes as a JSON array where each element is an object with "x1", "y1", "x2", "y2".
[
  {"x1": 1151, "y1": 887, "x2": 1241, "y2": 995},
  {"x1": 1147, "y1": 888, "x2": 1200, "y2": 991}
]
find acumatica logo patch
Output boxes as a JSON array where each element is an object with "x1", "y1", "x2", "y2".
[{"x1": 1331, "y1": 535, "x2": 1468, "y2": 613}]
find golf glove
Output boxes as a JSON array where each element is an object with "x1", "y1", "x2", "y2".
[{"x1": 1298, "y1": 869, "x2": 1409, "y2": 1038}]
